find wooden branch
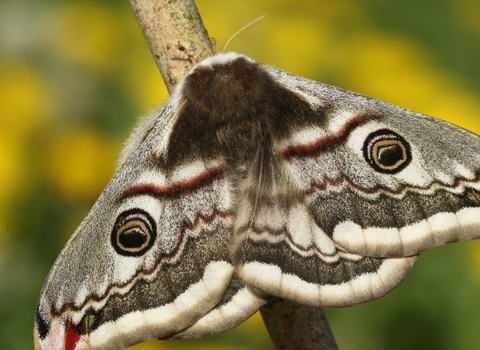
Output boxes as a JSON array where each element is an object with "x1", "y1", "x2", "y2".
[
  {"x1": 129, "y1": 0, "x2": 215, "y2": 92},
  {"x1": 128, "y1": 0, "x2": 339, "y2": 348},
  {"x1": 261, "y1": 298, "x2": 339, "y2": 350}
]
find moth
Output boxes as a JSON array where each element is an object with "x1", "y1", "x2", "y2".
[{"x1": 35, "y1": 52, "x2": 480, "y2": 350}]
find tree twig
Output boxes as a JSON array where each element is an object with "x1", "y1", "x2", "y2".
[
  {"x1": 129, "y1": 0, "x2": 215, "y2": 92},
  {"x1": 261, "y1": 298, "x2": 339, "y2": 350},
  {"x1": 128, "y1": 0, "x2": 339, "y2": 349}
]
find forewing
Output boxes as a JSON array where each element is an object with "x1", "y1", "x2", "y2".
[
  {"x1": 271, "y1": 67, "x2": 480, "y2": 258},
  {"x1": 35, "y1": 100, "x2": 237, "y2": 349},
  {"x1": 236, "y1": 62, "x2": 480, "y2": 308}
]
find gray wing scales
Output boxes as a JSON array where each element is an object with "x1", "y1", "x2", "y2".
[
  {"x1": 167, "y1": 274, "x2": 268, "y2": 340},
  {"x1": 35, "y1": 53, "x2": 480, "y2": 350},
  {"x1": 237, "y1": 62, "x2": 480, "y2": 307},
  {"x1": 267, "y1": 66, "x2": 480, "y2": 258},
  {"x1": 278, "y1": 98, "x2": 480, "y2": 257},
  {"x1": 35, "y1": 104, "x2": 245, "y2": 349},
  {"x1": 234, "y1": 147, "x2": 417, "y2": 308}
]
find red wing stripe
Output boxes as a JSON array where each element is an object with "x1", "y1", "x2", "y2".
[
  {"x1": 281, "y1": 114, "x2": 368, "y2": 158},
  {"x1": 121, "y1": 166, "x2": 224, "y2": 200}
]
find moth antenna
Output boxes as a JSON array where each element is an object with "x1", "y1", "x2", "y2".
[
  {"x1": 223, "y1": 13, "x2": 268, "y2": 53},
  {"x1": 157, "y1": 34, "x2": 216, "y2": 56}
]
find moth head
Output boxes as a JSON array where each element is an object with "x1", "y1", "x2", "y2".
[
  {"x1": 363, "y1": 129, "x2": 412, "y2": 174},
  {"x1": 111, "y1": 208, "x2": 157, "y2": 256}
]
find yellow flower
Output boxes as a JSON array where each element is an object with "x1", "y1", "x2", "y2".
[
  {"x1": 47, "y1": 129, "x2": 119, "y2": 200},
  {"x1": 0, "y1": 61, "x2": 53, "y2": 241}
]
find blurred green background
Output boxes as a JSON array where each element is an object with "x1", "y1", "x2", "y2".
[{"x1": 1, "y1": 0, "x2": 480, "y2": 349}]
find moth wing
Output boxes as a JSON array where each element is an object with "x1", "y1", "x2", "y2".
[
  {"x1": 269, "y1": 68, "x2": 480, "y2": 258},
  {"x1": 34, "y1": 101, "x2": 257, "y2": 349},
  {"x1": 167, "y1": 274, "x2": 268, "y2": 340},
  {"x1": 234, "y1": 143, "x2": 418, "y2": 308},
  {"x1": 237, "y1": 64, "x2": 480, "y2": 307}
]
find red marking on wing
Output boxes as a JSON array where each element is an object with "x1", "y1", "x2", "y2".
[
  {"x1": 167, "y1": 206, "x2": 229, "y2": 260},
  {"x1": 64, "y1": 319, "x2": 85, "y2": 350},
  {"x1": 305, "y1": 175, "x2": 385, "y2": 196},
  {"x1": 50, "y1": 166, "x2": 230, "y2": 319},
  {"x1": 50, "y1": 207, "x2": 231, "y2": 319},
  {"x1": 306, "y1": 176, "x2": 348, "y2": 195},
  {"x1": 281, "y1": 114, "x2": 366, "y2": 158},
  {"x1": 122, "y1": 165, "x2": 224, "y2": 199},
  {"x1": 307, "y1": 172, "x2": 480, "y2": 197}
]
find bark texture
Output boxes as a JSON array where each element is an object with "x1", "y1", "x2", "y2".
[{"x1": 129, "y1": 0, "x2": 215, "y2": 92}]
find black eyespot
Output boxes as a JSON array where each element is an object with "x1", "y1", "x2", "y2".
[
  {"x1": 363, "y1": 129, "x2": 411, "y2": 174},
  {"x1": 111, "y1": 209, "x2": 156, "y2": 256}
]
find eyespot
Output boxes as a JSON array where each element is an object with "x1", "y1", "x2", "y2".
[
  {"x1": 111, "y1": 209, "x2": 156, "y2": 256},
  {"x1": 363, "y1": 129, "x2": 411, "y2": 174}
]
